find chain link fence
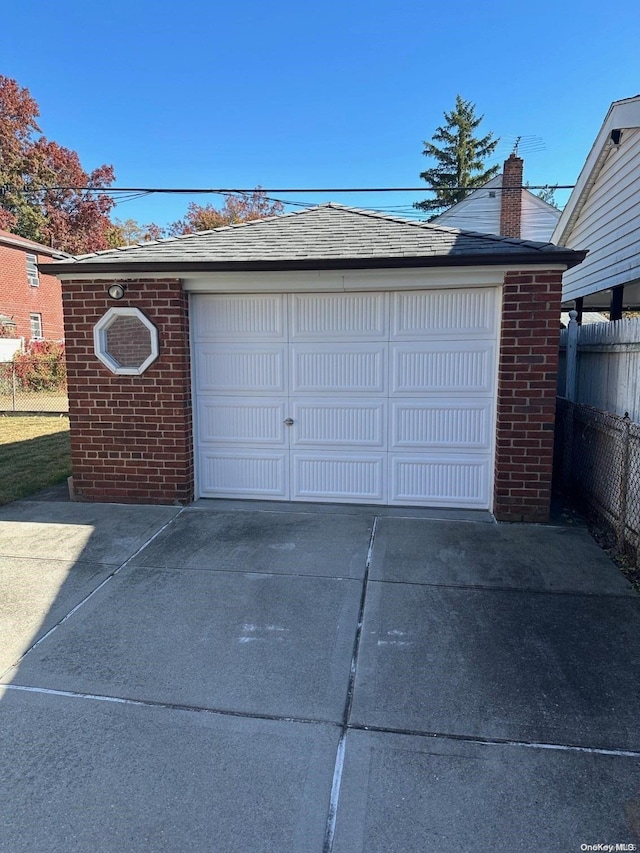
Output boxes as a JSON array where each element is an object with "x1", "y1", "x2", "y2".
[
  {"x1": 0, "y1": 359, "x2": 68, "y2": 413},
  {"x1": 556, "y1": 398, "x2": 640, "y2": 566}
]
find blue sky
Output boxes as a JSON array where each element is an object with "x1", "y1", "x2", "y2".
[{"x1": 3, "y1": 0, "x2": 639, "y2": 228}]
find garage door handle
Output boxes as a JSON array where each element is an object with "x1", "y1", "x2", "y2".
[{"x1": 284, "y1": 418, "x2": 294, "y2": 426}]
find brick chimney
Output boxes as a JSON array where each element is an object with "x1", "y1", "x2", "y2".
[{"x1": 500, "y1": 153, "x2": 524, "y2": 238}]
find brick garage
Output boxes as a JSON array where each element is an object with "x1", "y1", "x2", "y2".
[
  {"x1": 494, "y1": 271, "x2": 565, "y2": 521},
  {"x1": 42, "y1": 204, "x2": 584, "y2": 521},
  {"x1": 60, "y1": 278, "x2": 192, "y2": 504}
]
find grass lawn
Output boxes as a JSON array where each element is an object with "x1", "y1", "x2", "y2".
[{"x1": 0, "y1": 415, "x2": 71, "y2": 505}]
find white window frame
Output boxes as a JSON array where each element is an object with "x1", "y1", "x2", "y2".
[
  {"x1": 26, "y1": 253, "x2": 39, "y2": 287},
  {"x1": 30, "y1": 313, "x2": 43, "y2": 340},
  {"x1": 93, "y1": 307, "x2": 159, "y2": 375}
]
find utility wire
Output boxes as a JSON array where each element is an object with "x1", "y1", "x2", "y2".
[{"x1": 12, "y1": 184, "x2": 574, "y2": 194}]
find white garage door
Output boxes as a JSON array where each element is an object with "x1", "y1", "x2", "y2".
[{"x1": 193, "y1": 289, "x2": 499, "y2": 507}]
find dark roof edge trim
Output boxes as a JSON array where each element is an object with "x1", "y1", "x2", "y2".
[{"x1": 40, "y1": 250, "x2": 587, "y2": 276}]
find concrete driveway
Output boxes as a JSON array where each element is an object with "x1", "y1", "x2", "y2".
[{"x1": 1, "y1": 494, "x2": 639, "y2": 852}]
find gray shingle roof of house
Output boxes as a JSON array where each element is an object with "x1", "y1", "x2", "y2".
[{"x1": 40, "y1": 203, "x2": 586, "y2": 274}]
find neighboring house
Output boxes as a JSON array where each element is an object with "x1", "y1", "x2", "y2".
[
  {"x1": 432, "y1": 154, "x2": 561, "y2": 241},
  {"x1": 41, "y1": 203, "x2": 584, "y2": 521},
  {"x1": 553, "y1": 95, "x2": 640, "y2": 317},
  {"x1": 0, "y1": 229, "x2": 69, "y2": 344}
]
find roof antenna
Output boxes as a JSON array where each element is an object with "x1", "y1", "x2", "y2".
[{"x1": 497, "y1": 135, "x2": 546, "y2": 158}]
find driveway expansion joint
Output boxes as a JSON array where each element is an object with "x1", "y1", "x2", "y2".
[
  {"x1": 323, "y1": 516, "x2": 378, "y2": 853},
  {"x1": 1, "y1": 683, "x2": 342, "y2": 728},
  {"x1": 369, "y1": 577, "x2": 638, "y2": 599},
  {"x1": 346, "y1": 722, "x2": 640, "y2": 758},
  {"x1": 126, "y1": 563, "x2": 363, "y2": 583}
]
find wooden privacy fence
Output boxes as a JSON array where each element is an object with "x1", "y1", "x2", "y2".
[
  {"x1": 559, "y1": 314, "x2": 640, "y2": 419},
  {"x1": 557, "y1": 314, "x2": 640, "y2": 564}
]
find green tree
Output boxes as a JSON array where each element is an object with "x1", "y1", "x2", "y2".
[
  {"x1": 106, "y1": 218, "x2": 167, "y2": 247},
  {"x1": 415, "y1": 95, "x2": 499, "y2": 215},
  {"x1": 535, "y1": 185, "x2": 560, "y2": 209}
]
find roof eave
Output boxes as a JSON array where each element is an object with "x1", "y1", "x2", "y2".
[
  {"x1": 0, "y1": 233, "x2": 70, "y2": 258},
  {"x1": 552, "y1": 95, "x2": 640, "y2": 245},
  {"x1": 40, "y1": 250, "x2": 586, "y2": 277}
]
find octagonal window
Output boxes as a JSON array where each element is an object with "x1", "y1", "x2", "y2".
[{"x1": 94, "y1": 307, "x2": 159, "y2": 375}]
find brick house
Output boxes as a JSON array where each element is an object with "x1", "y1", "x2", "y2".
[
  {"x1": 41, "y1": 204, "x2": 585, "y2": 521},
  {"x1": 0, "y1": 229, "x2": 69, "y2": 343}
]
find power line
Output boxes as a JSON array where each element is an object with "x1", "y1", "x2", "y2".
[{"x1": 12, "y1": 184, "x2": 575, "y2": 194}]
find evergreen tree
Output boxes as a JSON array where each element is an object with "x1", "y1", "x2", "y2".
[
  {"x1": 535, "y1": 185, "x2": 560, "y2": 209},
  {"x1": 415, "y1": 95, "x2": 499, "y2": 215}
]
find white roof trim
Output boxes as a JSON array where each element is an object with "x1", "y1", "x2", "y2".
[{"x1": 552, "y1": 95, "x2": 640, "y2": 246}]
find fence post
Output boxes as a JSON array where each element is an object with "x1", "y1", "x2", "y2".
[
  {"x1": 11, "y1": 363, "x2": 17, "y2": 412},
  {"x1": 617, "y1": 414, "x2": 631, "y2": 553},
  {"x1": 562, "y1": 401, "x2": 574, "y2": 489},
  {"x1": 565, "y1": 309, "x2": 578, "y2": 402}
]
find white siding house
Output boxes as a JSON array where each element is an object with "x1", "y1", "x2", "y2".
[
  {"x1": 553, "y1": 95, "x2": 640, "y2": 312},
  {"x1": 433, "y1": 173, "x2": 561, "y2": 242}
]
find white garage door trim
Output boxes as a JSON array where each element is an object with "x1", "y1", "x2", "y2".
[{"x1": 192, "y1": 287, "x2": 500, "y2": 509}]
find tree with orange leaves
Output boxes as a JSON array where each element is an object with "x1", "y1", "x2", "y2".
[
  {"x1": 169, "y1": 189, "x2": 284, "y2": 235},
  {"x1": 0, "y1": 75, "x2": 115, "y2": 253}
]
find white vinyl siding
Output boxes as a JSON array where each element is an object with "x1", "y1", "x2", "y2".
[
  {"x1": 520, "y1": 193, "x2": 562, "y2": 243},
  {"x1": 434, "y1": 186, "x2": 502, "y2": 235},
  {"x1": 193, "y1": 288, "x2": 499, "y2": 508},
  {"x1": 562, "y1": 128, "x2": 640, "y2": 302},
  {"x1": 433, "y1": 176, "x2": 560, "y2": 242}
]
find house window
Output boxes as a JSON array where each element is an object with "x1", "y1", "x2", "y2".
[
  {"x1": 30, "y1": 313, "x2": 43, "y2": 340},
  {"x1": 26, "y1": 254, "x2": 39, "y2": 287}
]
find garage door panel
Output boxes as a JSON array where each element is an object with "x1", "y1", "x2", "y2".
[
  {"x1": 290, "y1": 292, "x2": 387, "y2": 340},
  {"x1": 392, "y1": 289, "x2": 498, "y2": 339},
  {"x1": 292, "y1": 452, "x2": 385, "y2": 503},
  {"x1": 290, "y1": 399, "x2": 385, "y2": 448},
  {"x1": 390, "y1": 398, "x2": 492, "y2": 451},
  {"x1": 194, "y1": 294, "x2": 286, "y2": 341},
  {"x1": 198, "y1": 398, "x2": 287, "y2": 446},
  {"x1": 199, "y1": 450, "x2": 289, "y2": 499},
  {"x1": 389, "y1": 454, "x2": 490, "y2": 507},
  {"x1": 391, "y1": 341, "x2": 495, "y2": 395},
  {"x1": 291, "y1": 344, "x2": 386, "y2": 395},
  {"x1": 196, "y1": 345, "x2": 287, "y2": 394},
  {"x1": 193, "y1": 288, "x2": 498, "y2": 508}
]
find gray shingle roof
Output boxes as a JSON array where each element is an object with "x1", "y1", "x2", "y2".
[{"x1": 41, "y1": 203, "x2": 586, "y2": 274}]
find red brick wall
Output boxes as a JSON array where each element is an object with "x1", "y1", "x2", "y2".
[
  {"x1": 62, "y1": 278, "x2": 193, "y2": 505},
  {"x1": 61, "y1": 270, "x2": 563, "y2": 517},
  {"x1": 0, "y1": 243, "x2": 65, "y2": 341},
  {"x1": 103, "y1": 315, "x2": 154, "y2": 368},
  {"x1": 494, "y1": 270, "x2": 563, "y2": 522}
]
